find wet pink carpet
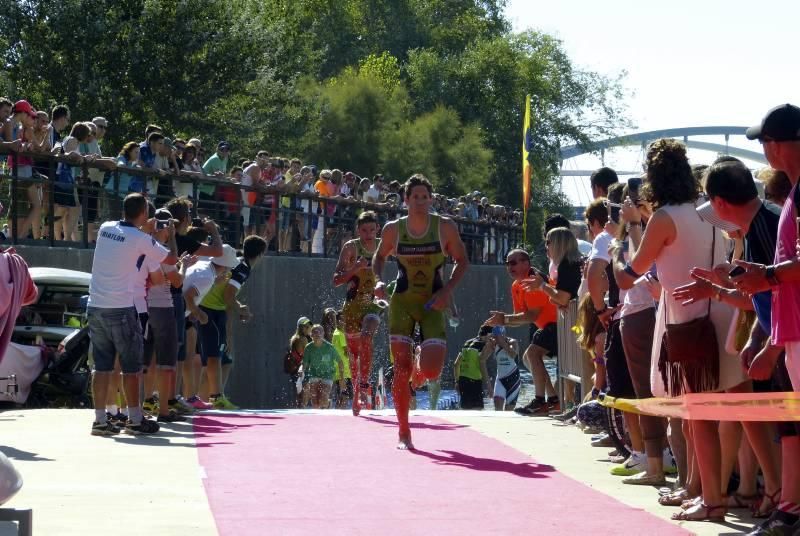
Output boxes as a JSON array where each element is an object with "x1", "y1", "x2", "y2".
[{"x1": 194, "y1": 413, "x2": 689, "y2": 536}]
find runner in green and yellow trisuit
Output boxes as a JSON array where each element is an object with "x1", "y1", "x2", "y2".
[
  {"x1": 373, "y1": 174, "x2": 469, "y2": 450},
  {"x1": 333, "y1": 211, "x2": 383, "y2": 416}
]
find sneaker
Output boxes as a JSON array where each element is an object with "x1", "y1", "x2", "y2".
[
  {"x1": 107, "y1": 411, "x2": 127, "y2": 426},
  {"x1": 124, "y1": 418, "x2": 160, "y2": 435},
  {"x1": 551, "y1": 404, "x2": 577, "y2": 421},
  {"x1": 663, "y1": 448, "x2": 678, "y2": 475},
  {"x1": 515, "y1": 398, "x2": 546, "y2": 416},
  {"x1": 611, "y1": 452, "x2": 647, "y2": 476},
  {"x1": 168, "y1": 399, "x2": 193, "y2": 416},
  {"x1": 746, "y1": 510, "x2": 799, "y2": 535},
  {"x1": 187, "y1": 396, "x2": 213, "y2": 410},
  {"x1": 91, "y1": 421, "x2": 120, "y2": 436},
  {"x1": 157, "y1": 410, "x2": 187, "y2": 423},
  {"x1": 541, "y1": 399, "x2": 560, "y2": 414},
  {"x1": 591, "y1": 433, "x2": 614, "y2": 448},
  {"x1": 143, "y1": 396, "x2": 159, "y2": 414},
  {"x1": 211, "y1": 394, "x2": 239, "y2": 410},
  {"x1": 174, "y1": 396, "x2": 196, "y2": 414}
]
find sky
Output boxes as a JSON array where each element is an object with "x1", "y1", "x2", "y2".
[{"x1": 505, "y1": 0, "x2": 800, "y2": 207}]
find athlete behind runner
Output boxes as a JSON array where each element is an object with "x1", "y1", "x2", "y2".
[
  {"x1": 373, "y1": 174, "x2": 469, "y2": 450},
  {"x1": 333, "y1": 211, "x2": 382, "y2": 416}
]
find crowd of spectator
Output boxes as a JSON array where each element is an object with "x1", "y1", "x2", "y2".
[
  {"x1": 0, "y1": 98, "x2": 521, "y2": 262},
  {"x1": 447, "y1": 103, "x2": 800, "y2": 535}
]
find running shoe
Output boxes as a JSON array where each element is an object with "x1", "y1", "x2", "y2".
[
  {"x1": 143, "y1": 396, "x2": 159, "y2": 414},
  {"x1": 610, "y1": 451, "x2": 647, "y2": 476},
  {"x1": 173, "y1": 396, "x2": 196, "y2": 414},
  {"x1": 107, "y1": 411, "x2": 128, "y2": 426},
  {"x1": 168, "y1": 399, "x2": 193, "y2": 416},
  {"x1": 550, "y1": 404, "x2": 577, "y2": 421},
  {"x1": 157, "y1": 410, "x2": 187, "y2": 423},
  {"x1": 187, "y1": 396, "x2": 213, "y2": 410},
  {"x1": 591, "y1": 433, "x2": 614, "y2": 448},
  {"x1": 515, "y1": 398, "x2": 546, "y2": 416},
  {"x1": 124, "y1": 418, "x2": 160, "y2": 435},
  {"x1": 211, "y1": 395, "x2": 239, "y2": 410},
  {"x1": 663, "y1": 448, "x2": 678, "y2": 475},
  {"x1": 746, "y1": 510, "x2": 799, "y2": 535},
  {"x1": 91, "y1": 421, "x2": 120, "y2": 436}
]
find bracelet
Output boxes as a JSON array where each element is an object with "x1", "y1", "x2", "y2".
[
  {"x1": 623, "y1": 263, "x2": 641, "y2": 278},
  {"x1": 626, "y1": 222, "x2": 642, "y2": 231}
]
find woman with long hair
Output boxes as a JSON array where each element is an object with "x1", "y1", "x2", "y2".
[{"x1": 616, "y1": 138, "x2": 746, "y2": 522}]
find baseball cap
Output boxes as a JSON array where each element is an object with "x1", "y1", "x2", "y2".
[
  {"x1": 217, "y1": 141, "x2": 232, "y2": 151},
  {"x1": 154, "y1": 208, "x2": 173, "y2": 221},
  {"x1": 188, "y1": 138, "x2": 202, "y2": 149},
  {"x1": 12, "y1": 100, "x2": 36, "y2": 118},
  {"x1": 162, "y1": 137, "x2": 176, "y2": 150},
  {"x1": 211, "y1": 244, "x2": 240, "y2": 269},
  {"x1": 92, "y1": 116, "x2": 108, "y2": 128},
  {"x1": 297, "y1": 316, "x2": 312, "y2": 328},
  {"x1": 745, "y1": 103, "x2": 800, "y2": 142},
  {"x1": 696, "y1": 201, "x2": 739, "y2": 233}
]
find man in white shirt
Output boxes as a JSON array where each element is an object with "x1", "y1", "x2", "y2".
[
  {"x1": 88, "y1": 194, "x2": 178, "y2": 436},
  {"x1": 365, "y1": 174, "x2": 384, "y2": 203}
]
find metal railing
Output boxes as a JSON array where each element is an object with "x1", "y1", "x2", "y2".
[
  {"x1": 556, "y1": 299, "x2": 593, "y2": 403},
  {"x1": 0, "y1": 147, "x2": 522, "y2": 263}
]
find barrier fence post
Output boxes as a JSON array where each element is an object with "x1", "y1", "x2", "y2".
[
  {"x1": 47, "y1": 158, "x2": 55, "y2": 247},
  {"x1": 80, "y1": 163, "x2": 89, "y2": 248},
  {"x1": 10, "y1": 158, "x2": 18, "y2": 244}
]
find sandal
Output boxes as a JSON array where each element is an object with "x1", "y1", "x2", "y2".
[
  {"x1": 658, "y1": 489, "x2": 689, "y2": 507},
  {"x1": 681, "y1": 496, "x2": 702, "y2": 510},
  {"x1": 725, "y1": 493, "x2": 759, "y2": 509},
  {"x1": 671, "y1": 503, "x2": 726, "y2": 522},
  {"x1": 752, "y1": 488, "x2": 781, "y2": 519}
]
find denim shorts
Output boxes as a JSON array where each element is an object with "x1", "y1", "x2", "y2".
[
  {"x1": 143, "y1": 307, "x2": 178, "y2": 369},
  {"x1": 88, "y1": 307, "x2": 143, "y2": 374}
]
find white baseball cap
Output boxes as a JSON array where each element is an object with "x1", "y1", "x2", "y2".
[
  {"x1": 696, "y1": 200, "x2": 739, "y2": 233},
  {"x1": 211, "y1": 244, "x2": 240, "y2": 269}
]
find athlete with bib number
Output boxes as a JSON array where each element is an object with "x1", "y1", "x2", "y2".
[
  {"x1": 373, "y1": 174, "x2": 469, "y2": 450},
  {"x1": 333, "y1": 211, "x2": 383, "y2": 415}
]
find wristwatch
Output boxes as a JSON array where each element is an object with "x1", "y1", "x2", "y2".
[{"x1": 765, "y1": 265, "x2": 780, "y2": 287}]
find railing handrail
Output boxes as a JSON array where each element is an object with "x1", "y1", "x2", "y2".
[{"x1": 0, "y1": 146, "x2": 522, "y2": 231}]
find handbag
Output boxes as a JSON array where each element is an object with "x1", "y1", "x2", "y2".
[{"x1": 658, "y1": 227, "x2": 720, "y2": 396}]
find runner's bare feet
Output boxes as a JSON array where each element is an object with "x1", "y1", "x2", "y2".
[{"x1": 397, "y1": 430, "x2": 414, "y2": 450}]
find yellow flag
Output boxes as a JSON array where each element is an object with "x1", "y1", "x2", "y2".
[{"x1": 522, "y1": 95, "x2": 532, "y2": 243}]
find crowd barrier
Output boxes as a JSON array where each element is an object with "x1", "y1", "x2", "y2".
[
  {"x1": 556, "y1": 299, "x2": 592, "y2": 404},
  {"x1": 0, "y1": 148, "x2": 522, "y2": 264}
]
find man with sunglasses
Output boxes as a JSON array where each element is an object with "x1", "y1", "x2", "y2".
[{"x1": 485, "y1": 248, "x2": 558, "y2": 415}]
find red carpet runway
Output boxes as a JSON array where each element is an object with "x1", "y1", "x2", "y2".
[{"x1": 194, "y1": 412, "x2": 689, "y2": 536}]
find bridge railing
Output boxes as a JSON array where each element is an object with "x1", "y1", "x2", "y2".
[{"x1": 0, "y1": 147, "x2": 522, "y2": 264}]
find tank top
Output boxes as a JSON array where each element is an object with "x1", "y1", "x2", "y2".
[
  {"x1": 56, "y1": 136, "x2": 77, "y2": 185},
  {"x1": 8, "y1": 124, "x2": 33, "y2": 167},
  {"x1": 345, "y1": 239, "x2": 377, "y2": 303},
  {"x1": 495, "y1": 346, "x2": 518, "y2": 379},
  {"x1": 771, "y1": 183, "x2": 800, "y2": 344},
  {"x1": 459, "y1": 338, "x2": 484, "y2": 380},
  {"x1": 394, "y1": 214, "x2": 446, "y2": 302}
]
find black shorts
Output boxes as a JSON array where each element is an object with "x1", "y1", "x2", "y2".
[
  {"x1": 198, "y1": 307, "x2": 232, "y2": 366},
  {"x1": 458, "y1": 377, "x2": 484, "y2": 409},
  {"x1": 54, "y1": 184, "x2": 76, "y2": 207},
  {"x1": 604, "y1": 319, "x2": 636, "y2": 399},
  {"x1": 143, "y1": 307, "x2": 178, "y2": 369},
  {"x1": 531, "y1": 322, "x2": 558, "y2": 357}
]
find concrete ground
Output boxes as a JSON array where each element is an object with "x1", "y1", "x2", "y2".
[{"x1": 1, "y1": 409, "x2": 759, "y2": 535}]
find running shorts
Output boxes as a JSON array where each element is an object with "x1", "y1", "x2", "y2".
[
  {"x1": 531, "y1": 322, "x2": 557, "y2": 357},
  {"x1": 342, "y1": 299, "x2": 383, "y2": 334},
  {"x1": 494, "y1": 368, "x2": 521, "y2": 405},
  {"x1": 388, "y1": 297, "x2": 445, "y2": 342}
]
